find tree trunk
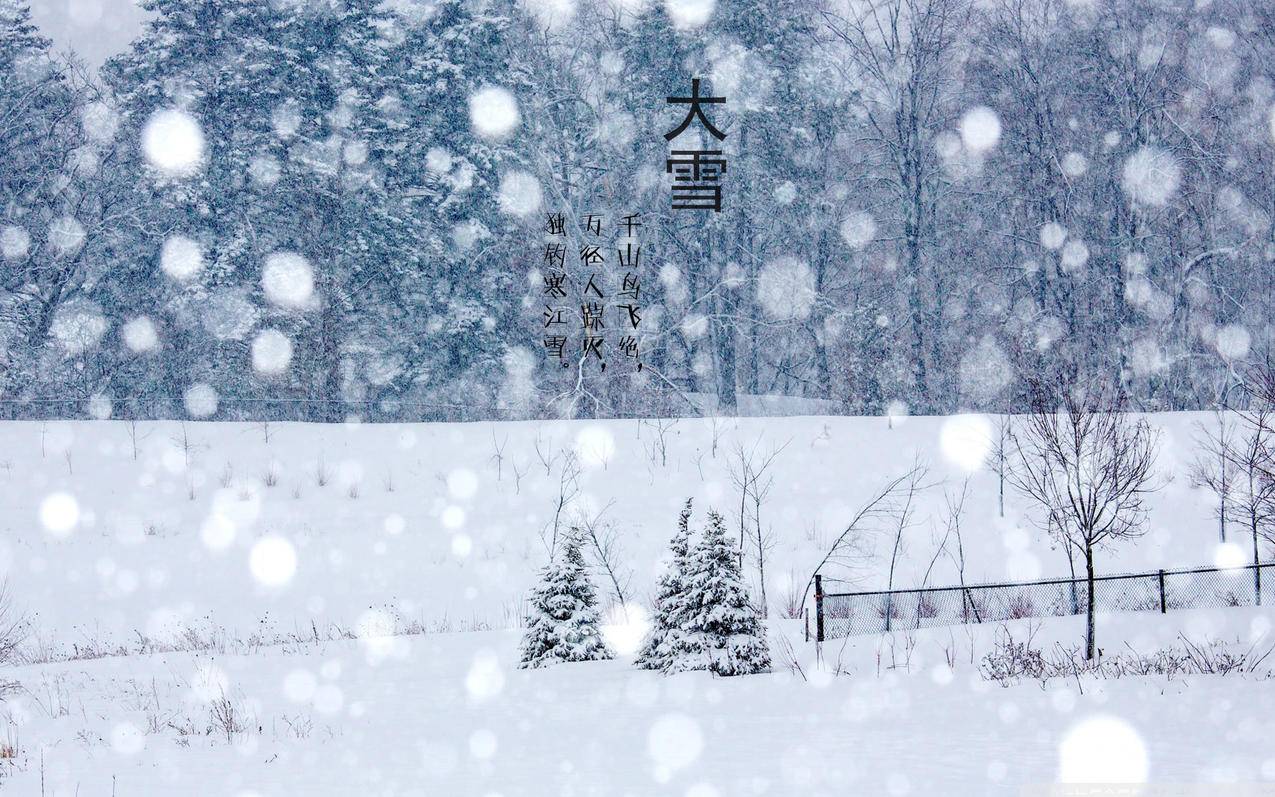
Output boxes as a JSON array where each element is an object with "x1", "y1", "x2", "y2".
[
  {"x1": 1253, "y1": 517, "x2": 1262, "y2": 607},
  {"x1": 1084, "y1": 545, "x2": 1096, "y2": 660}
]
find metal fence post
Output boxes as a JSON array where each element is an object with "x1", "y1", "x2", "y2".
[
  {"x1": 1158, "y1": 569, "x2": 1166, "y2": 614},
  {"x1": 815, "y1": 575, "x2": 825, "y2": 643}
]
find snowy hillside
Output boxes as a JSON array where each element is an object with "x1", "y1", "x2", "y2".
[{"x1": 0, "y1": 412, "x2": 1243, "y2": 651}]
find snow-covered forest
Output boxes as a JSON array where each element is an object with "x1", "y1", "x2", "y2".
[{"x1": 4, "y1": 0, "x2": 1274, "y2": 421}]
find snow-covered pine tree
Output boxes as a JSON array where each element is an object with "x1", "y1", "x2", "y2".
[
  {"x1": 518, "y1": 527, "x2": 612, "y2": 669},
  {"x1": 634, "y1": 498, "x2": 695, "y2": 671},
  {"x1": 678, "y1": 510, "x2": 771, "y2": 676}
]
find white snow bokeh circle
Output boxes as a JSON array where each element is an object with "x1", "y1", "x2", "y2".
[
  {"x1": 251, "y1": 328, "x2": 294, "y2": 376},
  {"x1": 49, "y1": 216, "x2": 86, "y2": 257},
  {"x1": 142, "y1": 109, "x2": 205, "y2": 177},
  {"x1": 756, "y1": 257, "x2": 816, "y2": 321},
  {"x1": 262, "y1": 252, "x2": 315, "y2": 309},
  {"x1": 465, "y1": 650, "x2": 505, "y2": 701},
  {"x1": 469, "y1": 87, "x2": 520, "y2": 140},
  {"x1": 447, "y1": 469, "x2": 479, "y2": 500},
  {"x1": 839, "y1": 211, "x2": 877, "y2": 250},
  {"x1": 601, "y1": 602, "x2": 650, "y2": 656},
  {"x1": 40, "y1": 492, "x2": 80, "y2": 537},
  {"x1": 249, "y1": 535, "x2": 297, "y2": 587},
  {"x1": 0, "y1": 225, "x2": 31, "y2": 261},
  {"x1": 959, "y1": 106, "x2": 1001, "y2": 153},
  {"x1": 87, "y1": 393, "x2": 112, "y2": 420},
  {"x1": 1214, "y1": 541, "x2": 1246, "y2": 569},
  {"x1": 647, "y1": 713, "x2": 703, "y2": 775},
  {"x1": 161, "y1": 235, "x2": 204, "y2": 282},
  {"x1": 1214, "y1": 324, "x2": 1251, "y2": 360},
  {"x1": 939, "y1": 414, "x2": 993, "y2": 472},
  {"x1": 1039, "y1": 222, "x2": 1066, "y2": 251},
  {"x1": 1058, "y1": 715, "x2": 1148, "y2": 783},
  {"x1": 665, "y1": 0, "x2": 715, "y2": 29},
  {"x1": 497, "y1": 171, "x2": 543, "y2": 218},
  {"x1": 184, "y1": 383, "x2": 219, "y2": 418},
  {"x1": 1121, "y1": 146, "x2": 1181, "y2": 207},
  {"x1": 518, "y1": 0, "x2": 578, "y2": 30},
  {"x1": 122, "y1": 316, "x2": 160, "y2": 353},
  {"x1": 574, "y1": 425, "x2": 615, "y2": 469},
  {"x1": 50, "y1": 299, "x2": 108, "y2": 354}
]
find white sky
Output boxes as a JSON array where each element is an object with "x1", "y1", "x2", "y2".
[{"x1": 29, "y1": 0, "x2": 149, "y2": 68}]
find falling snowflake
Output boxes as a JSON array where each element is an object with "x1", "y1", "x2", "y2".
[
  {"x1": 160, "y1": 235, "x2": 204, "y2": 281},
  {"x1": 0, "y1": 225, "x2": 30, "y2": 261},
  {"x1": 664, "y1": 0, "x2": 715, "y2": 29},
  {"x1": 959, "y1": 106, "x2": 1001, "y2": 153},
  {"x1": 262, "y1": 252, "x2": 315, "y2": 309},
  {"x1": 839, "y1": 211, "x2": 877, "y2": 250},
  {"x1": 939, "y1": 414, "x2": 993, "y2": 472},
  {"x1": 1121, "y1": 146, "x2": 1181, "y2": 207},
  {"x1": 756, "y1": 257, "x2": 816, "y2": 321},
  {"x1": 87, "y1": 393, "x2": 112, "y2": 420},
  {"x1": 48, "y1": 216, "x2": 86, "y2": 257},
  {"x1": 248, "y1": 155, "x2": 281, "y2": 187},
  {"x1": 1039, "y1": 222, "x2": 1067, "y2": 250},
  {"x1": 496, "y1": 171, "x2": 543, "y2": 218},
  {"x1": 249, "y1": 535, "x2": 297, "y2": 587},
  {"x1": 81, "y1": 101, "x2": 119, "y2": 143},
  {"x1": 1061, "y1": 151, "x2": 1088, "y2": 177},
  {"x1": 202, "y1": 289, "x2": 260, "y2": 341},
  {"x1": 251, "y1": 328, "x2": 294, "y2": 376},
  {"x1": 958, "y1": 335, "x2": 1012, "y2": 404},
  {"x1": 1214, "y1": 324, "x2": 1251, "y2": 360},
  {"x1": 142, "y1": 109, "x2": 205, "y2": 177},
  {"x1": 518, "y1": 0, "x2": 577, "y2": 30},
  {"x1": 1058, "y1": 715, "x2": 1148, "y2": 783},
  {"x1": 647, "y1": 713, "x2": 703, "y2": 778},
  {"x1": 183, "y1": 382, "x2": 219, "y2": 418},
  {"x1": 575, "y1": 425, "x2": 616, "y2": 469},
  {"x1": 39, "y1": 492, "x2": 80, "y2": 537},
  {"x1": 468, "y1": 86, "x2": 520, "y2": 140},
  {"x1": 50, "y1": 299, "x2": 108, "y2": 354},
  {"x1": 1060, "y1": 238, "x2": 1089, "y2": 271}
]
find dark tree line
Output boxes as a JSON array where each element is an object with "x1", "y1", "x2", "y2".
[{"x1": 2, "y1": 0, "x2": 1273, "y2": 421}]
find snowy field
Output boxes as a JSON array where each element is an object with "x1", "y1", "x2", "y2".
[
  {"x1": 0, "y1": 413, "x2": 1271, "y2": 794},
  {"x1": 5, "y1": 610, "x2": 1273, "y2": 795}
]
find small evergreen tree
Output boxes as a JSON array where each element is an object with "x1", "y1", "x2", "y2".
[
  {"x1": 678, "y1": 510, "x2": 771, "y2": 676},
  {"x1": 634, "y1": 499, "x2": 695, "y2": 671},
  {"x1": 518, "y1": 527, "x2": 612, "y2": 669}
]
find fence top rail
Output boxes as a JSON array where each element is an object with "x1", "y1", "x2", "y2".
[{"x1": 820, "y1": 560, "x2": 1274, "y2": 599}]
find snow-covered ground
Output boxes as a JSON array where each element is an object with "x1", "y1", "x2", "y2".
[
  {"x1": 0, "y1": 413, "x2": 1240, "y2": 647},
  {"x1": 0, "y1": 413, "x2": 1270, "y2": 794},
  {"x1": 4, "y1": 609, "x2": 1272, "y2": 795}
]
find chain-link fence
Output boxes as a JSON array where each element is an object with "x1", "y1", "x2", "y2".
[{"x1": 815, "y1": 562, "x2": 1275, "y2": 641}]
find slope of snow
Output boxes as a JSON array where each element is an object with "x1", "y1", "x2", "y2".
[
  {"x1": 0, "y1": 413, "x2": 1240, "y2": 649},
  {"x1": 3, "y1": 609, "x2": 1271, "y2": 795}
]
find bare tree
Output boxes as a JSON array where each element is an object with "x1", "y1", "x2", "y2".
[
  {"x1": 576, "y1": 502, "x2": 632, "y2": 612},
  {"x1": 820, "y1": 0, "x2": 970, "y2": 410},
  {"x1": 1230, "y1": 365, "x2": 1275, "y2": 601},
  {"x1": 882, "y1": 463, "x2": 929, "y2": 630},
  {"x1": 990, "y1": 415, "x2": 1012, "y2": 518},
  {"x1": 1007, "y1": 375, "x2": 1160, "y2": 659},
  {"x1": 542, "y1": 450, "x2": 581, "y2": 557},
  {"x1": 802, "y1": 463, "x2": 928, "y2": 610},
  {"x1": 729, "y1": 437, "x2": 789, "y2": 617},
  {"x1": 1190, "y1": 411, "x2": 1238, "y2": 544}
]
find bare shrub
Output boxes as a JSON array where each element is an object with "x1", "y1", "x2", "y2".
[
  {"x1": 981, "y1": 626, "x2": 1046, "y2": 684},
  {"x1": 1006, "y1": 592, "x2": 1036, "y2": 620},
  {"x1": 209, "y1": 692, "x2": 250, "y2": 743}
]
